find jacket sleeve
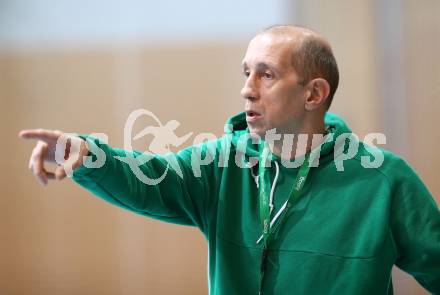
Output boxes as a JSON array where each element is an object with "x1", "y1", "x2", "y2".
[
  {"x1": 71, "y1": 135, "x2": 220, "y2": 235},
  {"x1": 390, "y1": 161, "x2": 440, "y2": 294}
]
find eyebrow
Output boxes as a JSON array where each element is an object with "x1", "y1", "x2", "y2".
[{"x1": 242, "y1": 62, "x2": 278, "y2": 72}]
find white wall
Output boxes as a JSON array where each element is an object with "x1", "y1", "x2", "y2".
[{"x1": 0, "y1": 0, "x2": 287, "y2": 48}]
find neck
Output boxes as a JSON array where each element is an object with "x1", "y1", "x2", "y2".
[{"x1": 270, "y1": 118, "x2": 326, "y2": 160}]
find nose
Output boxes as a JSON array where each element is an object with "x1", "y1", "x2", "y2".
[{"x1": 240, "y1": 74, "x2": 259, "y2": 100}]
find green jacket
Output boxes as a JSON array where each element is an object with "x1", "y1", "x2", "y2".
[{"x1": 72, "y1": 112, "x2": 440, "y2": 294}]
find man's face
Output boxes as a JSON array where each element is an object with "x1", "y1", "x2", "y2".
[{"x1": 241, "y1": 33, "x2": 308, "y2": 138}]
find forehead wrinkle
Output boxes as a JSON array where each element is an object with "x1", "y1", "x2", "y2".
[
  {"x1": 243, "y1": 48, "x2": 292, "y2": 72},
  {"x1": 256, "y1": 37, "x2": 296, "y2": 64}
]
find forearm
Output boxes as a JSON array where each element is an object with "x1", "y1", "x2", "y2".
[{"x1": 71, "y1": 135, "x2": 203, "y2": 226}]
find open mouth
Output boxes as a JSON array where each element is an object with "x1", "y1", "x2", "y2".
[{"x1": 246, "y1": 110, "x2": 262, "y2": 122}]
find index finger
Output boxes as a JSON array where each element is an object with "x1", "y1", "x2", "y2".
[{"x1": 18, "y1": 129, "x2": 62, "y2": 141}]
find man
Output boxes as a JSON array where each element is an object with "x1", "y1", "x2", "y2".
[{"x1": 19, "y1": 25, "x2": 440, "y2": 294}]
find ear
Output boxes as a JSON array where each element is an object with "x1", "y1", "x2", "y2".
[{"x1": 304, "y1": 78, "x2": 330, "y2": 111}]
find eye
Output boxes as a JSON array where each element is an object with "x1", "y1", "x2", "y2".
[
  {"x1": 243, "y1": 69, "x2": 250, "y2": 77},
  {"x1": 263, "y1": 71, "x2": 274, "y2": 79}
]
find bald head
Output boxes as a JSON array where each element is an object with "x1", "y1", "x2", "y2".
[
  {"x1": 260, "y1": 25, "x2": 324, "y2": 45},
  {"x1": 256, "y1": 25, "x2": 339, "y2": 108}
]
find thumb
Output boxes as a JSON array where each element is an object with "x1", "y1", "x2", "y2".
[{"x1": 54, "y1": 165, "x2": 67, "y2": 180}]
